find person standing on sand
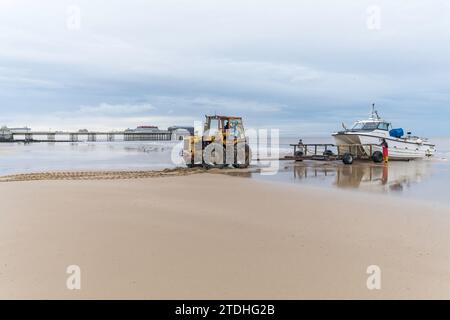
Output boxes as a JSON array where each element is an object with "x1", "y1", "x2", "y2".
[{"x1": 381, "y1": 138, "x2": 389, "y2": 163}]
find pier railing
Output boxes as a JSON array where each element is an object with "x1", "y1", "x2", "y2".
[{"x1": 9, "y1": 131, "x2": 173, "y2": 142}]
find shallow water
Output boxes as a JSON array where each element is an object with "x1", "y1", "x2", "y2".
[
  {"x1": 254, "y1": 136, "x2": 450, "y2": 205},
  {"x1": 251, "y1": 160, "x2": 450, "y2": 206},
  {"x1": 1, "y1": 137, "x2": 450, "y2": 206},
  {"x1": 0, "y1": 141, "x2": 182, "y2": 175}
]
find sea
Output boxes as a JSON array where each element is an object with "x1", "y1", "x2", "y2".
[{"x1": 1, "y1": 136, "x2": 450, "y2": 206}]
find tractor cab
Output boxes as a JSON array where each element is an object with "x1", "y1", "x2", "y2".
[
  {"x1": 183, "y1": 115, "x2": 251, "y2": 169},
  {"x1": 203, "y1": 115, "x2": 246, "y2": 142}
]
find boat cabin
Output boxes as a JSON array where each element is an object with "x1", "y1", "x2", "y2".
[{"x1": 351, "y1": 120, "x2": 391, "y2": 132}]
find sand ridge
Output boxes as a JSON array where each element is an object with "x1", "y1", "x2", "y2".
[
  {"x1": 0, "y1": 166, "x2": 262, "y2": 182},
  {"x1": 0, "y1": 167, "x2": 205, "y2": 182}
]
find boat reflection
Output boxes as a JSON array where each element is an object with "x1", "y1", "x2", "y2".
[{"x1": 290, "y1": 160, "x2": 433, "y2": 193}]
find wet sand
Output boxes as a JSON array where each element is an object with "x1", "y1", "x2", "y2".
[
  {"x1": 1, "y1": 172, "x2": 450, "y2": 299},
  {"x1": 253, "y1": 159, "x2": 450, "y2": 205},
  {"x1": 0, "y1": 167, "x2": 206, "y2": 182}
]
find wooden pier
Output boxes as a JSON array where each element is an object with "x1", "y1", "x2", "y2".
[{"x1": 9, "y1": 130, "x2": 176, "y2": 143}]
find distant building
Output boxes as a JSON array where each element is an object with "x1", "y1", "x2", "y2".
[
  {"x1": 171, "y1": 128, "x2": 191, "y2": 141},
  {"x1": 124, "y1": 125, "x2": 171, "y2": 141},
  {"x1": 0, "y1": 126, "x2": 31, "y2": 141},
  {"x1": 124, "y1": 125, "x2": 194, "y2": 141},
  {"x1": 0, "y1": 126, "x2": 12, "y2": 141},
  {"x1": 167, "y1": 126, "x2": 194, "y2": 140},
  {"x1": 125, "y1": 125, "x2": 160, "y2": 133},
  {"x1": 9, "y1": 127, "x2": 31, "y2": 134}
]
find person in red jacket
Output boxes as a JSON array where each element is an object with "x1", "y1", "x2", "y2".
[{"x1": 381, "y1": 139, "x2": 389, "y2": 163}]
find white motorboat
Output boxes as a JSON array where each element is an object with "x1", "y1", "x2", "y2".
[{"x1": 332, "y1": 105, "x2": 436, "y2": 160}]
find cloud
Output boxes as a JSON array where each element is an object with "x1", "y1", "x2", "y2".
[
  {"x1": 144, "y1": 95, "x2": 283, "y2": 114},
  {"x1": 0, "y1": 0, "x2": 450, "y2": 136},
  {"x1": 2, "y1": 112, "x2": 196, "y2": 132},
  {"x1": 190, "y1": 96, "x2": 283, "y2": 113},
  {"x1": 77, "y1": 103, "x2": 156, "y2": 116}
]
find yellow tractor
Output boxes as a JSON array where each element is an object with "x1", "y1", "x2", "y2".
[{"x1": 183, "y1": 115, "x2": 251, "y2": 168}]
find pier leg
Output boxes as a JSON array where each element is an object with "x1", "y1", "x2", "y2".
[
  {"x1": 70, "y1": 133, "x2": 78, "y2": 142},
  {"x1": 88, "y1": 133, "x2": 96, "y2": 142}
]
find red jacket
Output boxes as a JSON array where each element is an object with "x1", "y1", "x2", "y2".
[{"x1": 382, "y1": 144, "x2": 388, "y2": 157}]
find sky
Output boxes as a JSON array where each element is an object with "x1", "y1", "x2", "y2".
[{"x1": 1, "y1": 0, "x2": 450, "y2": 136}]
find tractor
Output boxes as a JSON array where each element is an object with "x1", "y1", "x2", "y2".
[{"x1": 183, "y1": 115, "x2": 251, "y2": 169}]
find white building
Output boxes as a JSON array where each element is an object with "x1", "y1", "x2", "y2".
[
  {"x1": 10, "y1": 127, "x2": 31, "y2": 133},
  {"x1": 171, "y1": 128, "x2": 191, "y2": 141},
  {"x1": 0, "y1": 126, "x2": 31, "y2": 141},
  {"x1": 124, "y1": 125, "x2": 171, "y2": 141},
  {"x1": 125, "y1": 125, "x2": 161, "y2": 133}
]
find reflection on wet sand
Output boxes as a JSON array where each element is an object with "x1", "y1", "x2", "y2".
[{"x1": 289, "y1": 160, "x2": 433, "y2": 193}]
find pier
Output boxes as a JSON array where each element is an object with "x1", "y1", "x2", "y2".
[{"x1": 9, "y1": 129, "x2": 183, "y2": 143}]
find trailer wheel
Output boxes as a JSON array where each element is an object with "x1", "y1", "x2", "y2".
[
  {"x1": 342, "y1": 153, "x2": 354, "y2": 165},
  {"x1": 372, "y1": 151, "x2": 383, "y2": 163}
]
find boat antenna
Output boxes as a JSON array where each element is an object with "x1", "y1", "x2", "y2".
[{"x1": 371, "y1": 103, "x2": 380, "y2": 120}]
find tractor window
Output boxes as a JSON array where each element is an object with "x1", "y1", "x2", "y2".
[
  {"x1": 207, "y1": 119, "x2": 220, "y2": 136},
  {"x1": 223, "y1": 120, "x2": 230, "y2": 132},
  {"x1": 230, "y1": 119, "x2": 245, "y2": 139}
]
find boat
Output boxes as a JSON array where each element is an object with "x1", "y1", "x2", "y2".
[{"x1": 332, "y1": 105, "x2": 436, "y2": 160}]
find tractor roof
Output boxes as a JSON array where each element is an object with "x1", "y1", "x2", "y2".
[{"x1": 205, "y1": 115, "x2": 242, "y2": 120}]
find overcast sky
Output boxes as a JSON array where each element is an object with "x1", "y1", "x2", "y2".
[{"x1": 1, "y1": 0, "x2": 450, "y2": 136}]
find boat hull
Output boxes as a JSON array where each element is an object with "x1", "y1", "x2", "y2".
[{"x1": 333, "y1": 132, "x2": 435, "y2": 160}]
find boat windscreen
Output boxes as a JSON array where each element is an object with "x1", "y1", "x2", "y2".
[{"x1": 352, "y1": 122, "x2": 379, "y2": 131}]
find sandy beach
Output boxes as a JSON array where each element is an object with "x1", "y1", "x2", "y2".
[{"x1": 1, "y1": 171, "x2": 450, "y2": 299}]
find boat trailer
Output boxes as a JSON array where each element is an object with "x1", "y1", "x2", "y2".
[{"x1": 283, "y1": 143, "x2": 384, "y2": 165}]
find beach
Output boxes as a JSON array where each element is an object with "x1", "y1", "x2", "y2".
[
  {"x1": 3, "y1": 0, "x2": 450, "y2": 306},
  {"x1": 1, "y1": 171, "x2": 450, "y2": 299}
]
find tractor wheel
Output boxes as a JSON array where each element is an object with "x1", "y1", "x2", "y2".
[
  {"x1": 202, "y1": 143, "x2": 225, "y2": 169},
  {"x1": 233, "y1": 144, "x2": 251, "y2": 168},
  {"x1": 342, "y1": 153, "x2": 354, "y2": 165},
  {"x1": 186, "y1": 162, "x2": 195, "y2": 168},
  {"x1": 184, "y1": 152, "x2": 195, "y2": 168}
]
